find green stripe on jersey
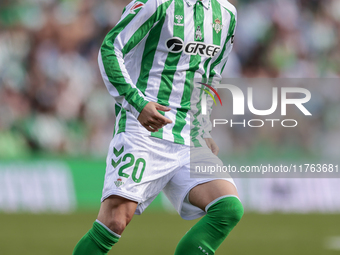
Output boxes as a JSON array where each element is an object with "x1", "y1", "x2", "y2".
[
  {"x1": 112, "y1": 104, "x2": 122, "y2": 137},
  {"x1": 118, "y1": 108, "x2": 127, "y2": 134},
  {"x1": 152, "y1": 0, "x2": 185, "y2": 140},
  {"x1": 122, "y1": 3, "x2": 171, "y2": 57},
  {"x1": 201, "y1": 0, "x2": 222, "y2": 82},
  {"x1": 189, "y1": 1, "x2": 205, "y2": 147},
  {"x1": 136, "y1": 17, "x2": 167, "y2": 94},
  {"x1": 210, "y1": 9, "x2": 236, "y2": 78},
  {"x1": 211, "y1": 0, "x2": 222, "y2": 45},
  {"x1": 156, "y1": 0, "x2": 185, "y2": 107},
  {"x1": 101, "y1": 0, "x2": 147, "y2": 113},
  {"x1": 196, "y1": 0, "x2": 223, "y2": 138}
]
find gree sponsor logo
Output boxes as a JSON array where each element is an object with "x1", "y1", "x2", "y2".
[{"x1": 166, "y1": 37, "x2": 220, "y2": 57}]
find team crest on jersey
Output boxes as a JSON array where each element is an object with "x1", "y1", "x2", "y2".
[
  {"x1": 114, "y1": 178, "x2": 124, "y2": 187},
  {"x1": 212, "y1": 18, "x2": 223, "y2": 34},
  {"x1": 129, "y1": 1, "x2": 144, "y2": 14},
  {"x1": 175, "y1": 15, "x2": 184, "y2": 26},
  {"x1": 195, "y1": 26, "x2": 202, "y2": 40}
]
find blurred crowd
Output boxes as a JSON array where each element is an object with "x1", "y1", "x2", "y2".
[{"x1": 0, "y1": 0, "x2": 339, "y2": 158}]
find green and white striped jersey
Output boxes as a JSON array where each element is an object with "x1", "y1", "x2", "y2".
[{"x1": 98, "y1": 0, "x2": 237, "y2": 146}]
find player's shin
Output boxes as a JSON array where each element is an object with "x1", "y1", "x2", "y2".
[
  {"x1": 72, "y1": 220, "x2": 120, "y2": 255},
  {"x1": 174, "y1": 196, "x2": 244, "y2": 255}
]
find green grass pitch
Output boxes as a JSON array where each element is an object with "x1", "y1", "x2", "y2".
[{"x1": 1, "y1": 212, "x2": 340, "y2": 254}]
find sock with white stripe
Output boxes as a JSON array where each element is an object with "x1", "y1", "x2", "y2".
[
  {"x1": 174, "y1": 196, "x2": 244, "y2": 255},
  {"x1": 73, "y1": 220, "x2": 120, "y2": 255}
]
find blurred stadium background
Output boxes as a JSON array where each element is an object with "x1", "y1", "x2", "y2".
[{"x1": 1, "y1": 0, "x2": 340, "y2": 254}]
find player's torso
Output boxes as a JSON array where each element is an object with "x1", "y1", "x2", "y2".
[
  {"x1": 118, "y1": 0, "x2": 236, "y2": 145},
  {"x1": 125, "y1": 0, "x2": 235, "y2": 108}
]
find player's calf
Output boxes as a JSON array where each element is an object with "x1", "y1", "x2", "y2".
[
  {"x1": 97, "y1": 195, "x2": 138, "y2": 235},
  {"x1": 174, "y1": 196, "x2": 244, "y2": 255},
  {"x1": 72, "y1": 220, "x2": 120, "y2": 255},
  {"x1": 73, "y1": 196, "x2": 137, "y2": 255}
]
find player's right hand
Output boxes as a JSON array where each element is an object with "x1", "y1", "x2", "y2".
[{"x1": 138, "y1": 102, "x2": 172, "y2": 132}]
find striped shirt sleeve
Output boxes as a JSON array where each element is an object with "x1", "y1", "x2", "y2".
[
  {"x1": 201, "y1": 93, "x2": 214, "y2": 138},
  {"x1": 98, "y1": 0, "x2": 171, "y2": 119}
]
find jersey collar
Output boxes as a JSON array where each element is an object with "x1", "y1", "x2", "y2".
[{"x1": 185, "y1": 0, "x2": 211, "y2": 9}]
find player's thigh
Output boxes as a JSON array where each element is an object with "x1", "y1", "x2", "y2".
[
  {"x1": 189, "y1": 179, "x2": 239, "y2": 211},
  {"x1": 102, "y1": 132, "x2": 179, "y2": 205},
  {"x1": 97, "y1": 195, "x2": 138, "y2": 235},
  {"x1": 163, "y1": 145, "x2": 238, "y2": 219},
  {"x1": 189, "y1": 145, "x2": 239, "y2": 211}
]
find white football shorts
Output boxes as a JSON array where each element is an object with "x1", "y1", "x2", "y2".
[{"x1": 101, "y1": 132, "x2": 236, "y2": 220}]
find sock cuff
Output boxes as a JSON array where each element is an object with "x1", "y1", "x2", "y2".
[
  {"x1": 205, "y1": 195, "x2": 240, "y2": 212},
  {"x1": 95, "y1": 219, "x2": 121, "y2": 238},
  {"x1": 88, "y1": 221, "x2": 120, "y2": 252}
]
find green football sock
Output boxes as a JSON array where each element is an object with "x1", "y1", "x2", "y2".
[
  {"x1": 73, "y1": 220, "x2": 120, "y2": 255},
  {"x1": 174, "y1": 196, "x2": 244, "y2": 255}
]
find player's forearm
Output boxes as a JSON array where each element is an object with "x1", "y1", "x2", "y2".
[
  {"x1": 98, "y1": 0, "x2": 171, "y2": 118},
  {"x1": 99, "y1": 37, "x2": 148, "y2": 118}
]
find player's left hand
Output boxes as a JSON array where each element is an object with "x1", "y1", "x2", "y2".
[{"x1": 204, "y1": 138, "x2": 219, "y2": 156}]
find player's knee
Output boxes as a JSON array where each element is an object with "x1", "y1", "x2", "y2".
[
  {"x1": 98, "y1": 196, "x2": 136, "y2": 235},
  {"x1": 226, "y1": 199, "x2": 244, "y2": 225},
  {"x1": 105, "y1": 218, "x2": 127, "y2": 235},
  {"x1": 208, "y1": 196, "x2": 244, "y2": 228}
]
